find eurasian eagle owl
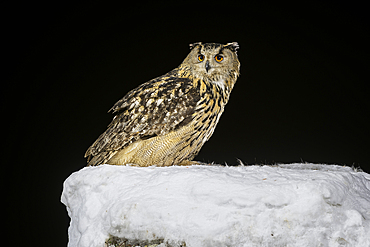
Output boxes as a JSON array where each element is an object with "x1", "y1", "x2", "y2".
[{"x1": 85, "y1": 42, "x2": 240, "y2": 167}]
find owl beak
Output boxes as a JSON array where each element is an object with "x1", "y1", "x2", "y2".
[{"x1": 205, "y1": 61, "x2": 210, "y2": 73}]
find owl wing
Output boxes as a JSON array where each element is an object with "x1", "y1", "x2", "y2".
[{"x1": 85, "y1": 73, "x2": 200, "y2": 163}]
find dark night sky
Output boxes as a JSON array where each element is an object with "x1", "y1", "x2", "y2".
[{"x1": 4, "y1": 2, "x2": 369, "y2": 246}]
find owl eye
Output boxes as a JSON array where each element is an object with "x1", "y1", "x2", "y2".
[
  {"x1": 198, "y1": 54, "x2": 205, "y2": 62},
  {"x1": 215, "y1": 55, "x2": 224, "y2": 63}
]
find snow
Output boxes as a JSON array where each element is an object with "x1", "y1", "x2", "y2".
[{"x1": 61, "y1": 163, "x2": 370, "y2": 247}]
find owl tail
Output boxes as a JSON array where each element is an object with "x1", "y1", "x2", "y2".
[{"x1": 85, "y1": 151, "x2": 117, "y2": 166}]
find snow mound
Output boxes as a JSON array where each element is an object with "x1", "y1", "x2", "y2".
[{"x1": 61, "y1": 164, "x2": 370, "y2": 247}]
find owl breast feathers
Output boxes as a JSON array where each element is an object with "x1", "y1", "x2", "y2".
[{"x1": 85, "y1": 42, "x2": 240, "y2": 167}]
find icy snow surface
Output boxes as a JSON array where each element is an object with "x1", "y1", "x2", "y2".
[{"x1": 61, "y1": 164, "x2": 370, "y2": 247}]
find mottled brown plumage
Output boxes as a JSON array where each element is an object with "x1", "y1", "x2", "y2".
[{"x1": 85, "y1": 42, "x2": 240, "y2": 166}]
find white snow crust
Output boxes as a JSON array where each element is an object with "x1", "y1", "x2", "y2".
[{"x1": 61, "y1": 164, "x2": 370, "y2": 247}]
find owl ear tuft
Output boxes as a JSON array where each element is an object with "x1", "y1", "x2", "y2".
[
  {"x1": 225, "y1": 42, "x2": 239, "y2": 52},
  {"x1": 189, "y1": 42, "x2": 202, "y2": 50}
]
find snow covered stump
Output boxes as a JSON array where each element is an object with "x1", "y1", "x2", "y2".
[{"x1": 61, "y1": 164, "x2": 370, "y2": 247}]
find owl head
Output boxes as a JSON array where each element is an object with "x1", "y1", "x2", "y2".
[{"x1": 182, "y1": 42, "x2": 240, "y2": 87}]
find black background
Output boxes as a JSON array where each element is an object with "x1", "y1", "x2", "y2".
[{"x1": 4, "y1": 1, "x2": 369, "y2": 246}]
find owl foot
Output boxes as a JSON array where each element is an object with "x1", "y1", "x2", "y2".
[{"x1": 176, "y1": 160, "x2": 201, "y2": 166}]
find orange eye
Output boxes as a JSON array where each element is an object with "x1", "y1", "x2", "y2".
[
  {"x1": 198, "y1": 54, "x2": 205, "y2": 62},
  {"x1": 215, "y1": 55, "x2": 224, "y2": 63}
]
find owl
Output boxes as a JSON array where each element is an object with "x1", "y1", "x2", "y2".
[{"x1": 85, "y1": 42, "x2": 240, "y2": 167}]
